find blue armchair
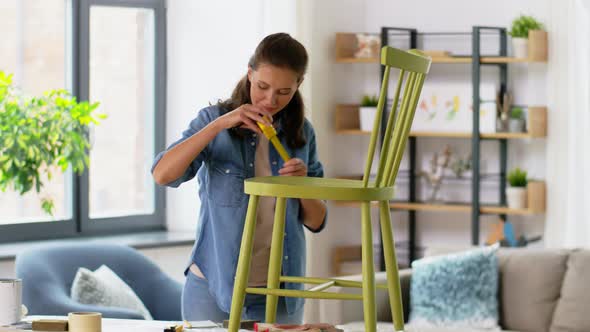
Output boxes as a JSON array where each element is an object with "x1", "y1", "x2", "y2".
[{"x1": 15, "y1": 243, "x2": 182, "y2": 320}]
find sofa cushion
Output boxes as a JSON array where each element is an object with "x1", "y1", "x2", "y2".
[
  {"x1": 550, "y1": 250, "x2": 590, "y2": 332},
  {"x1": 409, "y1": 245, "x2": 499, "y2": 329},
  {"x1": 71, "y1": 265, "x2": 153, "y2": 320},
  {"x1": 497, "y1": 248, "x2": 569, "y2": 332}
]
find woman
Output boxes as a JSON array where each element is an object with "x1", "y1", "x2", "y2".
[{"x1": 152, "y1": 33, "x2": 326, "y2": 323}]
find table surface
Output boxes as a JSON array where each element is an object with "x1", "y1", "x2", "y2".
[{"x1": 0, "y1": 316, "x2": 246, "y2": 332}]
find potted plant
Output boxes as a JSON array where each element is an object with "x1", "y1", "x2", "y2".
[
  {"x1": 508, "y1": 107, "x2": 526, "y2": 133},
  {"x1": 0, "y1": 70, "x2": 104, "y2": 215},
  {"x1": 359, "y1": 94, "x2": 379, "y2": 132},
  {"x1": 506, "y1": 167, "x2": 527, "y2": 209},
  {"x1": 508, "y1": 14, "x2": 544, "y2": 58}
]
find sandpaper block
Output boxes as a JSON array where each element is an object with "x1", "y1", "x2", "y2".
[
  {"x1": 222, "y1": 319, "x2": 259, "y2": 330},
  {"x1": 32, "y1": 319, "x2": 68, "y2": 331}
]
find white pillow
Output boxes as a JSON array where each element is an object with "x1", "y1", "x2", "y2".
[{"x1": 71, "y1": 265, "x2": 153, "y2": 320}]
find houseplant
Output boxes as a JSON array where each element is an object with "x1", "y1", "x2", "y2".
[
  {"x1": 506, "y1": 167, "x2": 527, "y2": 209},
  {"x1": 508, "y1": 14, "x2": 544, "y2": 58},
  {"x1": 359, "y1": 94, "x2": 378, "y2": 131},
  {"x1": 509, "y1": 107, "x2": 526, "y2": 133},
  {"x1": 0, "y1": 70, "x2": 104, "y2": 215}
]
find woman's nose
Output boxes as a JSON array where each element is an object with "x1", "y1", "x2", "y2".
[{"x1": 267, "y1": 92, "x2": 278, "y2": 106}]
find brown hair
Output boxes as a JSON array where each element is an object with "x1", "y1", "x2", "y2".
[{"x1": 218, "y1": 33, "x2": 308, "y2": 148}]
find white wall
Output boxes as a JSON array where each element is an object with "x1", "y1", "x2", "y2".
[
  {"x1": 165, "y1": 0, "x2": 297, "y2": 232},
  {"x1": 165, "y1": 0, "x2": 264, "y2": 231}
]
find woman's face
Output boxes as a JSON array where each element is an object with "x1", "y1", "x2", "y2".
[{"x1": 248, "y1": 63, "x2": 300, "y2": 118}]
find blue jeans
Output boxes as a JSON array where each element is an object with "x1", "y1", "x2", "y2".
[{"x1": 182, "y1": 272, "x2": 304, "y2": 324}]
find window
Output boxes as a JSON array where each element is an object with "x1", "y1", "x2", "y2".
[
  {"x1": 0, "y1": 0, "x2": 71, "y2": 224},
  {"x1": 0, "y1": 0, "x2": 166, "y2": 242}
]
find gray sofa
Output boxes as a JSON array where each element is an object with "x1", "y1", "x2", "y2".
[{"x1": 320, "y1": 249, "x2": 590, "y2": 332}]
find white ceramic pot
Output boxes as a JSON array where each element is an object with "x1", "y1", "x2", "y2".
[
  {"x1": 508, "y1": 118, "x2": 526, "y2": 133},
  {"x1": 359, "y1": 106, "x2": 377, "y2": 132},
  {"x1": 0, "y1": 279, "x2": 28, "y2": 326},
  {"x1": 511, "y1": 37, "x2": 528, "y2": 58},
  {"x1": 506, "y1": 187, "x2": 527, "y2": 209}
]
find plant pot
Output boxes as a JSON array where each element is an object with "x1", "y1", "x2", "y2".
[
  {"x1": 359, "y1": 106, "x2": 377, "y2": 132},
  {"x1": 508, "y1": 118, "x2": 525, "y2": 133},
  {"x1": 506, "y1": 187, "x2": 527, "y2": 209},
  {"x1": 511, "y1": 37, "x2": 528, "y2": 58}
]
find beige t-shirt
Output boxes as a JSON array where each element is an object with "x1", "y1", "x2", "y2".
[
  {"x1": 189, "y1": 134, "x2": 277, "y2": 285},
  {"x1": 248, "y1": 134, "x2": 276, "y2": 286}
]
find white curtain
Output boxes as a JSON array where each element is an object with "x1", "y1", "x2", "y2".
[{"x1": 545, "y1": 0, "x2": 590, "y2": 248}]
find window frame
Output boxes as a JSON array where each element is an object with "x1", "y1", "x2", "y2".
[{"x1": 0, "y1": 0, "x2": 167, "y2": 242}]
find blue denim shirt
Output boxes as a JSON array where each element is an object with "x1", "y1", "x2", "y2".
[{"x1": 152, "y1": 105, "x2": 325, "y2": 315}]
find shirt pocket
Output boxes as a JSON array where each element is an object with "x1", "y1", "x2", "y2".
[{"x1": 207, "y1": 161, "x2": 245, "y2": 207}]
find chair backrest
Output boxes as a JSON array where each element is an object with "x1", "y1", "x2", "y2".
[{"x1": 362, "y1": 46, "x2": 431, "y2": 189}]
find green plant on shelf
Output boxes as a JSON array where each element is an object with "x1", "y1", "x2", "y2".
[
  {"x1": 510, "y1": 106, "x2": 524, "y2": 119},
  {"x1": 509, "y1": 15, "x2": 544, "y2": 38},
  {"x1": 360, "y1": 94, "x2": 378, "y2": 107},
  {"x1": 507, "y1": 167, "x2": 527, "y2": 187},
  {"x1": 0, "y1": 70, "x2": 105, "y2": 215}
]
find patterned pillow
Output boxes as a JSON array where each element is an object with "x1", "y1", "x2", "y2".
[
  {"x1": 409, "y1": 245, "x2": 499, "y2": 330},
  {"x1": 71, "y1": 265, "x2": 153, "y2": 320}
]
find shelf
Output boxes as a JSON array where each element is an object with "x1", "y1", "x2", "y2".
[
  {"x1": 333, "y1": 27, "x2": 548, "y2": 263},
  {"x1": 336, "y1": 30, "x2": 548, "y2": 64},
  {"x1": 391, "y1": 202, "x2": 471, "y2": 213},
  {"x1": 333, "y1": 201, "x2": 543, "y2": 215},
  {"x1": 481, "y1": 132, "x2": 544, "y2": 139},
  {"x1": 336, "y1": 57, "x2": 379, "y2": 63},
  {"x1": 410, "y1": 131, "x2": 545, "y2": 139},
  {"x1": 336, "y1": 130, "x2": 545, "y2": 139},
  {"x1": 336, "y1": 130, "x2": 544, "y2": 138},
  {"x1": 409, "y1": 131, "x2": 471, "y2": 138},
  {"x1": 335, "y1": 55, "x2": 547, "y2": 64},
  {"x1": 336, "y1": 129, "x2": 371, "y2": 135},
  {"x1": 335, "y1": 33, "x2": 380, "y2": 64},
  {"x1": 432, "y1": 56, "x2": 547, "y2": 64},
  {"x1": 480, "y1": 206, "x2": 537, "y2": 216},
  {"x1": 336, "y1": 105, "x2": 547, "y2": 138}
]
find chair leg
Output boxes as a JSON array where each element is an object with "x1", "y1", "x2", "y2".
[
  {"x1": 265, "y1": 197, "x2": 287, "y2": 323},
  {"x1": 379, "y1": 201, "x2": 405, "y2": 332},
  {"x1": 229, "y1": 195, "x2": 260, "y2": 332},
  {"x1": 361, "y1": 202, "x2": 377, "y2": 332}
]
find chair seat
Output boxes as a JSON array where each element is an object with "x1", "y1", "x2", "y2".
[{"x1": 244, "y1": 176, "x2": 394, "y2": 201}]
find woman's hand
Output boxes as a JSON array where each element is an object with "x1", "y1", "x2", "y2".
[
  {"x1": 216, "y1": 104, "x2": 273, "y2": 134},
  {"x1": 279, "y1": 158, "x2": 307, "y2": 177}
]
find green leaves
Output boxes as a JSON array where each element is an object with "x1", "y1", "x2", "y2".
[
  {"x1": 360, "y1": 94, "x2": 379, "y2": 107},
  {"x1": 510, "y1": 107, "x2": 524, "y2": 120},
  {"x1": 509, "y1": 15, "x2": 544, "y2": 38},
  {"x1": 0, "y1": 70, "x2": 106, "y2": 215},
  {"x1": 41, "y1": 198, "x2": 55, "y2": 216},
  {"x1": 507, "y1": 167, "x2": 527, "y2": 187}
]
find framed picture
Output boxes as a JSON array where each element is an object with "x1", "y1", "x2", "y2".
[{"x1": 412, "y1": 82, "x2": 497, "y2": 133}]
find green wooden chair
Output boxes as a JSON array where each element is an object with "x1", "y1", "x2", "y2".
[{"x1": 228, "y1": 46, "x2": 431, "y2": 332}]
